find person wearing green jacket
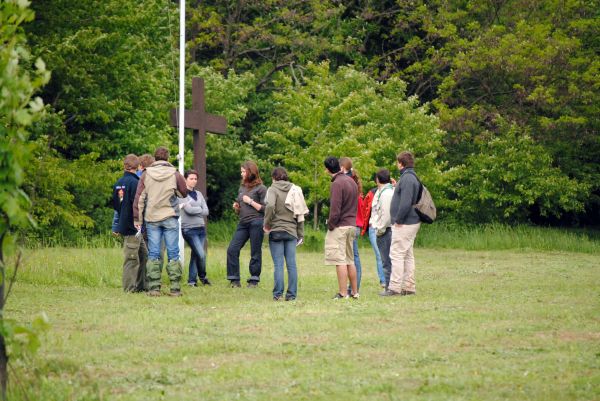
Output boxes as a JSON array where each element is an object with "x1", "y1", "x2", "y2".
[{"x1": 263, "y1": 167, "x2": 306, "y2": 301}]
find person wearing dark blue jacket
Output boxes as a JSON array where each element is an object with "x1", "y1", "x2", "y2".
[
  {"x1": 381, "y1": 151, "x2": 421, "y2": 297},
  {"x1": 113, "y1": 154, "x2": 148, "y2": 292}
]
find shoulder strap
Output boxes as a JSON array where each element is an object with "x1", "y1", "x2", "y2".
[{"x1": 401, "y1": 170, "x2": 424, "y2": 202}]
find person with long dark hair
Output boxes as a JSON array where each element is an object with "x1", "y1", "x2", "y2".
[
  {"x1": 227, "y1": 161, "x2": 267, "y2": 288},
  {"x1": 179, "y1": 169, "x2": 210, "y2": 287},
  {"x1": 264, "y1": 167, "x2": 308, "y2": 301}
]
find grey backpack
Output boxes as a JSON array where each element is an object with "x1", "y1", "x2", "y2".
[{"x1": 404, "y1": 171, "x2": 437, "y2": 224}]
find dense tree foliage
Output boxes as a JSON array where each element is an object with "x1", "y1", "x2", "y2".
[
  {"x1": 1, "y1": 0, "x2": 51, "y2": 395},
  {"x1": 14, "y1": 0, "x2": 600, "y2": 242}
]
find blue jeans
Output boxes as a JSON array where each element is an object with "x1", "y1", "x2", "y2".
[
  {"x1": 182, "y1": 227, "x2": 207, "y2": 284},
  {"x1": 352, "y1": 226, "x2": 362, "y2": 291},
  {"x1": 226, "y1": 219, "x2": 264, "y2": 283},
  {"x1": 146, "y1": 217, "x2": 180, "y2": 262},
  {"x1": 368, "y1": 226, "x2": 385, "y2": 285},
  {"x1": 268, "y1": 232, "x2": 298, "y2": 299}
]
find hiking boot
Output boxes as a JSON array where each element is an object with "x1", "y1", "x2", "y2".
[
  {"x1": 246, "y1": 282, "x2": 258, "y2": 288},
  {"x1": 333, "y1": 293, "x2": 349, "y2": 300},
  {"x1": 273, "y1": 295, "x2": 283, "y2": 301},
  {"x1": 147, "y1": 290, "x2": 161, "y2": 297},
  {"x1": 285, "y1": 296, "x2": 296, "y2": 301},
  {"x1": 400, "y1": 290, "x2": 416, "y2": 296},
  {"x1": 168, "y1": 290, "x2": 183, "y2": 297},
  {"x1": 200, "y1": 278, "x2": 212, "y2": 286},
  {"x1": 379, "y1": 289, "x2": 401, "y2": 297},
  {"x1": 230, "y1": 280, "x2": 241, "y2": 288}
]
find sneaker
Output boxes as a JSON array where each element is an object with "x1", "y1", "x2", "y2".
[
  {"x1": 146, "y1": 290, "x2": 161, "y2": 297},
  {"x1": 273, "y1": 296, "x2": 283, "y2": 301},
  {"x1": 168, "y1": 290, "x2": 183, "y2": 297},
  {"x1": 333, "y1": 293, "x2": 350, "y2": 300},
  {"x1": 400, "y1": 290, "x2": 416, "y2": 296},
  {"x1": 379, "y1": 289, "x2": 401, "y2": 297},
  {"x1": 285, "y1": 296, "x2": 296, "y2": 301},
  {"x1": 187, "y1": 282, "x2": 197, "y2": 287},
  {"x1": 246, "y1": 282, "x2": 258, "y2": 288},
  {"x1": 351, "y1": 293, "x2": 360, "y2": 299},
  {"x1": 230, "y1": 280, "x2": 241, "y2": 288},
  {"x1": 200, "y1": 278, "x2": 212, "y2": 286}
]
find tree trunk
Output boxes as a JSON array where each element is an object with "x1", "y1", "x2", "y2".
[{"x1": 313, "y1": 200, "x2": 319, "y2": 231}]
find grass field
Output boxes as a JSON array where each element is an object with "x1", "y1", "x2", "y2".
[{"x1": 6, "y1": 243, "x2": 600, "y2": 400}]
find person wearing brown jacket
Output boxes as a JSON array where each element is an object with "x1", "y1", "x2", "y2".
[{"x1": 133, "y1": 146, "x2": 188, "y2": 297}]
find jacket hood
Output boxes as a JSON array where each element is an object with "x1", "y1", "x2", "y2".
[
  {"x1": 146, "y1": 162, "x2": 176, "y2": 182},
  {"x1": 272, "y1": 180, "x2": 293, "y2": 192}
]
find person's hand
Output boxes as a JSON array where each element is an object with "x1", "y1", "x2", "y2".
[
  {"x1": 179, "y1": 203, "x2": 186, "y2": 209},
  {"x1": 242, "y1": 195, "x2": 252, "y2": 205},
  {"x1": 233, "y1": 201, "x2": 240, "y2": 210},
  {"x1": 263, "y1": 226, "x2": 271, "y2": 233},
  {"x1": 391, "y1": 178, "x2": 397, "y2": 186},
  {"x1": 134, "y1": 224, "x2": 141, "y2": 231},
  {"x1": 394, "y1": 223, "x2": 403, "y2": 228}
]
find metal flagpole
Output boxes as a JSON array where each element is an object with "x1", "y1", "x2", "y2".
[{"x1": 178, "y1": 0, "x2": 186, "y2": 263}]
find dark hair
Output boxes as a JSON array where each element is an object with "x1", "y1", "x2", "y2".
[
  {"x1": 123, "y1": 154, "x2": 139, "y2": 171},
  {"x1": 271, "y1": 167, "x2": 289, "y2": 182},
  {"x1": 184, "y1": 169, "x2": 199, "y2": 179},
  {"x1": 154, "y1": 146, "x2": 170, "y2": 162},
  {"x1": 241, "y1": 160, "x2": 262, "y2": 188},
  {"x1": 397, "y1": 151, "x2": 415, "y2": 168},
  {"x1": 323, "y1": 156, "x2": 340, "y2": 174},
  {"x1": 339, "y1": 157, "x2": 363, "y2": 193},
  {"x1": 375, "y1": 168, "x2": 391, "y2": 184},
  {"x1": 139, "y1": 154, "x2": 155, "y2": 169}
]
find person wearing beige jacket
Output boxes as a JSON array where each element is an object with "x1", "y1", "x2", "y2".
[{"x1": 133, "y1": 146, "x2": 188, "y2": 297}]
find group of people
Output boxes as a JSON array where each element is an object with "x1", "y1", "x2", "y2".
[{"x1": 112, "y1": 146, "x2": 423, "y2": 300}]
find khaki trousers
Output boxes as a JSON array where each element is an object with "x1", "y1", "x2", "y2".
[
  {"x1": 388, "y1": 223, "x2": 420, "y2": 293},
  {"x1": 122, "y1": 235, "x2": 148, "y2": 292}
]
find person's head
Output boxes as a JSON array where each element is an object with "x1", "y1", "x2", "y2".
[
  {"x1": 396, "y1": 151, "x2": 415, "y2": 169},
  {"x1": 241, "y1": 160, "x2": 262, "y2": 188},
  {"x1": 323, "y1": 156, "x2": 340, "y2": 175},
  {"x1": 123, "y1": 154, "x2": 139, "y2": 172},
  {"x1": 339, "y1": 157, "x2": 352, "y2": 173},
  {"x1": 271, "y1": 167, "x2": 289, "y2": 182},
  {"x1": 375, "y1": 168, "x2": 391, "y2": 185},
  {"x1": 154, "y1": 146, "x2": 170, "y2": 162},
  {"x1": 184, "y1": 169, "x2": 199, "y2": 189},
  {"x1": 139, "y1": 154, "x2": 155, "y2": 170}
]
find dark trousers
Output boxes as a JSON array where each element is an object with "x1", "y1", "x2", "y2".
[
  {"x1": 227, "y1": 219, "x2": 264, "y2": 283},
  {"x1": 376, "y1": 228, "x2": 392, "y2": 289}
]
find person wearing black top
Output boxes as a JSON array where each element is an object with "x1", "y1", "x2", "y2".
[{"x1": 226, "y1": 161, "x2": 267, "y2": 288}]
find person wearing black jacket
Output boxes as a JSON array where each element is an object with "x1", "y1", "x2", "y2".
[
  {"x1": 380, "y1": 151, "x2": 421, "y2": 297},
  {"x1": 113, "y1": 154, "x2": 148, "y2": 292}
]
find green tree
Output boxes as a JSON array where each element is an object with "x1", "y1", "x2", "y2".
[
  {"x1": 0, "y1": 0, "x2": 50, "y2": 398},
  {"x1": 257, "y1": 62, "x2": 446, "y2": 226}
]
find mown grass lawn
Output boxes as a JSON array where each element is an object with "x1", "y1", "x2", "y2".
[{"x1": 7, "y1": 245, "x2": 600, "y2": 401}]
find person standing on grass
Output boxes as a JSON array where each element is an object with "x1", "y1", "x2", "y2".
[
  {"x1": 380, "y1": 151, "x2": 421, "y2": 297},
  {"x1": 179, "y1": 169, "x2": 211, "y2": 287},
  {"x1": 339, "y1": 157, "x2": 365, "y2": 293},
  {"x1": 263, "y1": 167, "x2": 308, "y2": 301},
  {"x1": 138, "y1": 154, "x2": 166, "y2": 270},
  {"x1": 226, "y1": 161, "x2": 267, "y2": 288},
  {"x1": 364, "y1": 185, "x2": 386, "y2": 287},
  {"x1": 133, "y1": 146, "x2": 188, "y2": 297},
  {"x1": 371, "y1": 169, "x2": 394, "y2": 290},
  {"x1": 323, "y1": 156, "x2": 359, "y2": 299},
  {"x1": 112, "y1": 154, "x2": 148, "y2": 292}
]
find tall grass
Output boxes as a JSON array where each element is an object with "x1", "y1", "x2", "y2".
[{"x1": 22, "y1": 221, "x2": 600, "y2": 254}]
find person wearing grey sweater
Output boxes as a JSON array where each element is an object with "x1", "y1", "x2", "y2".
[
  {"x1": 381, "y1": 151, "x2": 422, "y2": 297},
  {"x1": 179, "y1": 170, "x2": 210, "y2": 286},
  {"x1": 263, "y1": 167, "x2": 305, "y2": 301}
]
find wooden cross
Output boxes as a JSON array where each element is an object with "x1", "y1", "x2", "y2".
[{"x1": 170, "y1": 77, "x2": 227, "y2": 197}]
